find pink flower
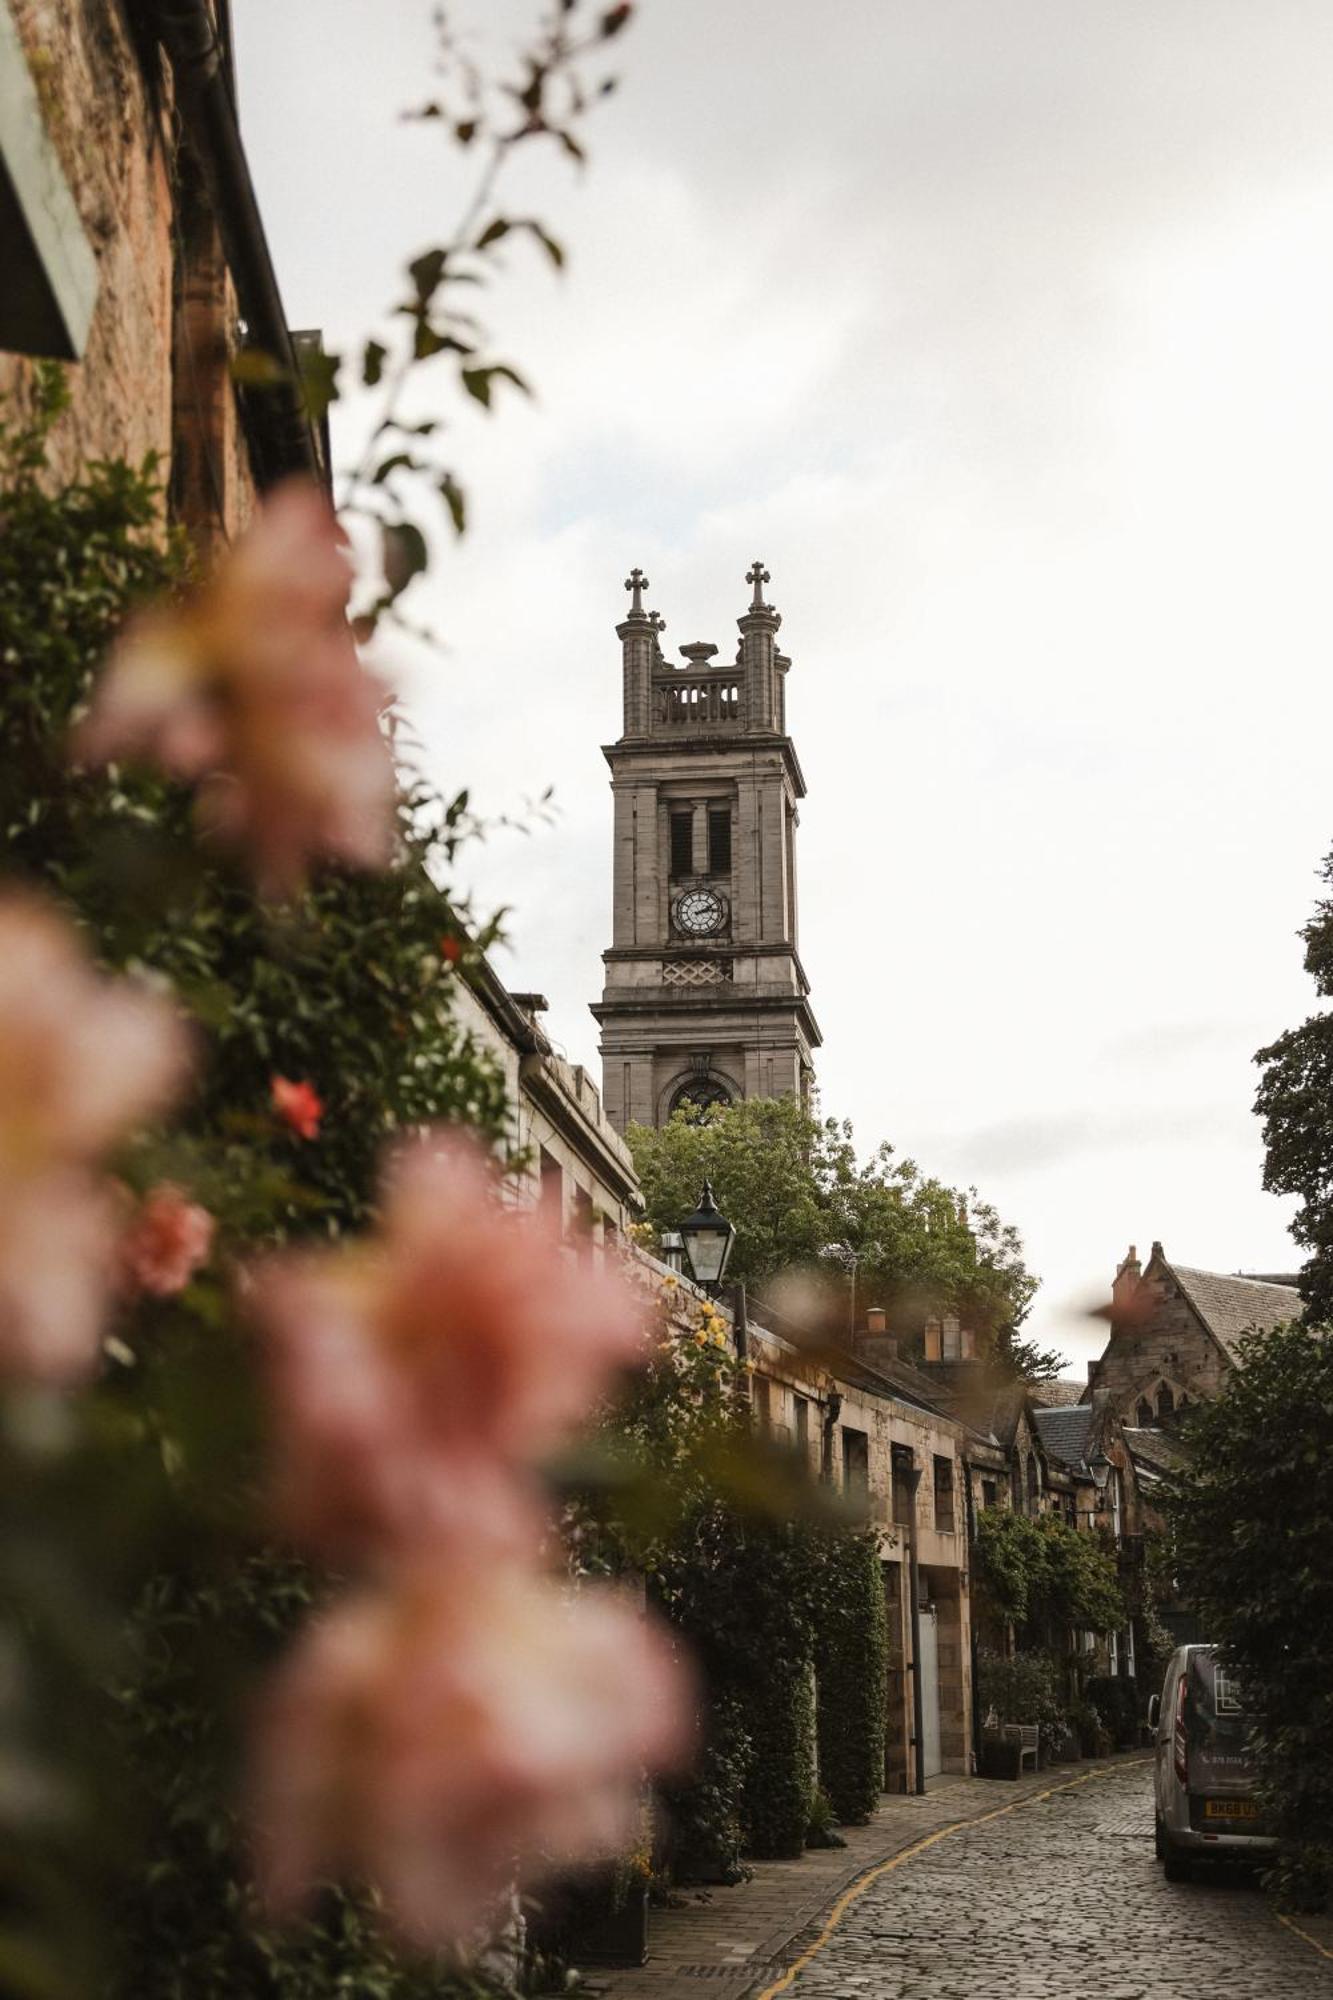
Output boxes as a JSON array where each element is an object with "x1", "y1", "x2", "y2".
[
  {"x1": 0, "y1": 896, "x2": 191, "y2": 1381},
  {"x1": 270, "y1": 1075, "x2": 323, "y2": 1141},
  {"x1": 73, "y1": 480, "x2": 397, "y2": 898},
  {"x1": 249, "y1": 1132, "x2": 648, "y2": 1558},
  {"x1": 251, "y1": 1562, "x2": 692, "y2": 1946},
  {"x1": 120, "y1": 1183, "x2": 214, "y2": 1298}
]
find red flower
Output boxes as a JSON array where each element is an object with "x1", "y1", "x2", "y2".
[
  {"x1": 271, "y1": 1076, "x2": 323, "y2": 1141},
  {"x1": 439, "y1": 935, "x2": 462, "y2": 964}
]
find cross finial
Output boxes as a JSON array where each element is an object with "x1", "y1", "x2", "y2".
[
  {"x1": 624, "y1": 567, "x2": 650, "y2": 616},
  {"x1": 649, "y1": 609, "x2": 666, "y2": 633},
  {"x1": 746, "y1": 559, "x2": 771, "y2": 610}
]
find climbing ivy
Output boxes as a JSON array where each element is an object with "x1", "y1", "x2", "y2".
[{"x1": 813, "y1": 1530, "x2": 888, "y2": 1824}]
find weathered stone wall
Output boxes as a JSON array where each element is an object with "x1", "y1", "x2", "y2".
[
  {"x1": 1089, "y1": 1259, "x2": 1227, "y2": 1424},
  {"x1": 3, "y1": 1, "x2": 258, "y2": 548}
]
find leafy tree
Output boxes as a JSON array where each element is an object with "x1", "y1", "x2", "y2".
[
  {"x1": 1165, "y1": 1320, "x2": 1333, "y2": 1908},
  {"x1": 1255, "y1": 847, "x2": 1333, "y2": 1321},
  {"x1": 972, "y1": 1510, "x2": 1125, "y2": 1643},
  {"x1": 628, "y1": 1096, "x2": 1039, "y2": 1369}
]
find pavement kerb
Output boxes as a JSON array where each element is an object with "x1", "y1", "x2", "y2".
[
  {"x1": 1278, "y1": 1912, "x2": 1333, "y2": 1964},
  {"x1": 750, "y1": 1755, "x2": 1153, "y2": 2000}
]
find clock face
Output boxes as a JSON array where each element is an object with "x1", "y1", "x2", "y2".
[{"x1": 674, "y1": 889, "x2": 727, "y2": 938}]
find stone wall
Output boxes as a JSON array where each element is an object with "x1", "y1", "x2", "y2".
[{"x1": 2, "y1": 1, "x2": 258, "y2": 548}]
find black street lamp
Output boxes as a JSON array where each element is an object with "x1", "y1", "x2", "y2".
[{"x1": 677, "y1": 1180, "x2": 736, "y2": 1293}]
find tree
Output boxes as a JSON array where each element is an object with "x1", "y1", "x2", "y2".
[
  {"x1": 1255, "y1": 846, "x2": 1333, "y2": 1320},
  {"x1": 628, "y1": 1096, "x2": 1039, "y2": 1370},
  {"x1": 1165, "y1": 1320, "x2": 1333, "y2": 1908}
]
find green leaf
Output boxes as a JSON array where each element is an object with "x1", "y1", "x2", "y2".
[
  {"x1": 380, "y1": 520, "x2": 428, "y2": 599},
  {"x1": 460, "y1": 363, "x2": 530, "y2": 409},
  {"x1": 361, "y1": 339, "x2": 387, "y2": 387},
  {"x1": 438, "y1": 473, "x2": 466, "y2": 536},
  {"x1": 407, "y1": 247, "x2": 448, "y2": 305},
  {"x1": 477, "y1": 218, "x2": 511, "y2": 250},
  {"x1": 370, "y1": 452, "x2": 421, "y2": 485}
]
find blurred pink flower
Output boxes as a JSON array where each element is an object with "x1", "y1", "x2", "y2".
[
  {"x1": 250, "y1": 1132, "x2": 648, "y2": 1558},
  {"x1": 0, "y1": 896, "x2": 191, "y2": 1381},
  {"x1": 120, "y1": 1182, "x2": 214, "y2": 1299},
  {"x1": 73, "y1": 479, "x2": 396, "y2": 897},
  {"x1": 270, "y1": 1074, "x2": 323, "y2": 1141},
  {"x1": 252, "y1": 1562, "x2": 692, "y2": 1946}
]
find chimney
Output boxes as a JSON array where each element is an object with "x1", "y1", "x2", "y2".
[
  {"x1": 854, "y1": 1306, "x2": 898, "y2": 1370},
  {"x1": 1112, "y1": 1243, "x2": 1141, "y2": 1315},
  {"x1": 923, "y1": 1318, "x2": 943, "y2": 1363}
]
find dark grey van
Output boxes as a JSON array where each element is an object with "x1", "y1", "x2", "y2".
[{"x1": 1149, "y1": 1644, "x2": 1276, "y2": 1880}]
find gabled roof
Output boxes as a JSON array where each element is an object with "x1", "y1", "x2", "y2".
[
  {"x1": 1123, "y1": 1425, "x2": 1190, "y2": 1475},
  {"x1": 1031, "y1": 1403, "x2": 1094, "y2": 1471},
  {"x1": 1029, "y1": 1379, "x2": 1088, "y2": 1409},
  {"x1": 1167, "y1": 1264, "x2": 1302, "y2": 1365}
]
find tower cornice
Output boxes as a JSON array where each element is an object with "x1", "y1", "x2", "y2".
[{"x1": 602, "y1": 732, "x2": 808, "y2": 799}]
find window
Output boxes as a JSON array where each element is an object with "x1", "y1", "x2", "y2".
[
  {"x1": 1010, "y1": 1460, "x2": 1024, "y2": 1514},
  {"x1": 1026, "y1": 1455, "x2": 1040, "y2": 1512},
  {"x1": 842, "y1": 1427, "x2": 869, "y2": 1493},
  {"x1": 707, "y1": 807, "x2": 731, "y2": 875},
  {"x1": 1156, "y1": 1382, "x2": 1175, "y2": 1420},
  {"x1": 538, "y1": 1148, "x2": 563, "y2": 1229},
  {"x1": 1137, "y1": 1398, "x2": 1154, "y2": 1428},
  {"x1": 793, "y1": 1394, "x2": 811, "y2": 1458},
  {"x1": 933, "y1": 1454, "x2": 954, "y2": 1533},
  {"x1": 753, "y1": 1375, "x2": 772, "y2": 1433},
  {"x1": 981, "y1": 1478, "x2": 998, "y2": 1511},
  {"x1": 571, "y1": 1185, "x2": 594, "y2": 1260},
  {"x1": 892, "y1": 1446, "x2": 916, "y2": 1526},
  {"x1": 670, "y1": 808, "x2": 693, "y2": 877}
]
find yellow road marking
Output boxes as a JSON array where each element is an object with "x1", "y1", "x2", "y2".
[
  {"x1": 1279, "y1": 1912, "x2": 1333, "y2": 1963},
  {"x1": 753, "y1": 1759, "x2": 1152, "y2": 2000}
]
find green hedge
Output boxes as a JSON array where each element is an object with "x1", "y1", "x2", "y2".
[{"x1": 813, "y1": 1532, "x2": 887, "y2": 1824}]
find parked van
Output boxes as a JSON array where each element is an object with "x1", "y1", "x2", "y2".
[{"x1": 1149, "y1": 1644, "x2": 1276, "y2": 1880}]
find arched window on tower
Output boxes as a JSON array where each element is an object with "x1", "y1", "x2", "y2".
[
  {"x1": 668, "y1": 1076, "x2": 732, "y2": 1122},
  {"x1": 1136, "y1": 1397, "x2": 1154, "y2": 1428},
  {"x1": 1156, "y1": 1382, "x2": 1175, "y2": 1421}
]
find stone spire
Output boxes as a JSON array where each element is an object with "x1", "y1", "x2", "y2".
[
  {"x1": 737, "y1": 558, "x2": 783, "y2": 733},
  {"x1": 617, "y1": 566, "x2": 655, "y2": 736}
]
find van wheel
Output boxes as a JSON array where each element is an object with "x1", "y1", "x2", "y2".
[{"x1": 1163, "y1": 1846, "x2": 1191, "y2": 1883}]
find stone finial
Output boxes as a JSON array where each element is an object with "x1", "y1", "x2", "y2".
[
  {"x1": 624, "y1": 567, "x2": 650, "y2": 617},
  {"x1": 745, "y1": 559, "x2": 771, "y2": 611},
  {"x1": 680, "y1": 641, "x2": 718, "y2": 668}
]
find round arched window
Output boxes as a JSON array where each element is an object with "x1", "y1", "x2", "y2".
[{"x1": 668, "y1": 1077, "x2": 732, "y2": 1120}]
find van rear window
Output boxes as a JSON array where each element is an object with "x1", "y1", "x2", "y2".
[{"x1": 1186, "y1": 1649, "x2": 1256, "y2": 1786}]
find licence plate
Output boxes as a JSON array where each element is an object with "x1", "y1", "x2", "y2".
[{"x1": 1203, "y1": 1799, "x2": 1259, "y2": 1821}]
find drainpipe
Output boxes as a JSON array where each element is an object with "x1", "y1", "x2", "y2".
[
  {"x1": 820, "y1": 1389, "x2": 843, "y2": 1483},
  {"x1": 962, "y1": 1456, "x2": 982, "y2": 1774},
  {"x1": 146, "y1": 0, "x2": 322, "y2": 487},
  {"x1": 903, "y1": 1459, "x2": 926, "y2": 1796},
  {"x1": 727, "y1": 1280, "x2": 748, "y2": 1365}
]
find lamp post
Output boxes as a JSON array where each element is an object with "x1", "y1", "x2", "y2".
[
  {"x1": 1087, "y1": 1451, "x2": 1112, "y2": 1508},
  {"x1": 677, "y1": 1180, "x2": 736, "y2": 1296}
]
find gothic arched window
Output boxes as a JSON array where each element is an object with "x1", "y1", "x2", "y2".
[
  {"x1": 1156, "y1": 1382, "x2": 1175, "y2": 1421},
  {"x1": 1137, "y1": 1398, "x2": 1154, "y2": 1428},
  {"x1": 1026, "y1": 1455, "x2": 1040, "y2": 1511}
]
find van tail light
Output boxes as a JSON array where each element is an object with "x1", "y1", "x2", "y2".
[{"x1": 1173, "y1": 1676, "x2": 1188, "y2": 1786}]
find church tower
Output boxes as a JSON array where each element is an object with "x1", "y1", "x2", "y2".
[{"x1": 592, "y1": 561, "x2": 821, "y2": 1133}]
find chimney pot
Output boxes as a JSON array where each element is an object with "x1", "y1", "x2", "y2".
[{"x1": 866, "y1": 1306, "x2": 887, "y2": 1335}]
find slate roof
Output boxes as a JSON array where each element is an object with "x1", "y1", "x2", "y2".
[
  {"x1": 1123, "y1": 1425, "x2": 1191, "y2": 1475},
  {"x1": 1029, "y1": 1379, "x2": 1088, "y2": 1409},
  {"x1": 1031, "y1": 1403, "x2": 1094, "y2": 1470},
  {"x1": 1168, "y1": 1264, "x2": 1302, "y2": 1364}
]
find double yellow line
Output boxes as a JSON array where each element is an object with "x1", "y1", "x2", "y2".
[{"x1": 754, "y1": 1759, "x2": 1148, "y2": 2000}]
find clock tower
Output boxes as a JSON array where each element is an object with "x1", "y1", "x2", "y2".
[{"x1": 592, "y1": 561, "x2": 821, "y2": 1133}]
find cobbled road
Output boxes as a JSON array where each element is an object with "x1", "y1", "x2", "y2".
[{"x1": 762, "y1": 1759, "x2": 1333, "y2": 2000}]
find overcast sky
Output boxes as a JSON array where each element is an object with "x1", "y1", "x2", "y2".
[{"x1": 235, "y1": 1, "x2": 1333, "y2": 1371}]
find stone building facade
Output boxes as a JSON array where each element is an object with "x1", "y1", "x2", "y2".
[
  {"x1": 1, "y1": 0, "x2": 321, "y2": 537},
  {"x1": 592, "y1": 563, "x2": 821, "y2": 1132},
  {"x1": 453, "y1": 955, "x2": 641, "y2": 1248},
  {"x1": 1087, "y1": 1240, "x2": 1302, "y2": 1428}
]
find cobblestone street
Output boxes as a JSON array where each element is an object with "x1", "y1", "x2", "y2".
[{"x1": 760, "y1": 1760, "x2": 1333, "y2": 2000}]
